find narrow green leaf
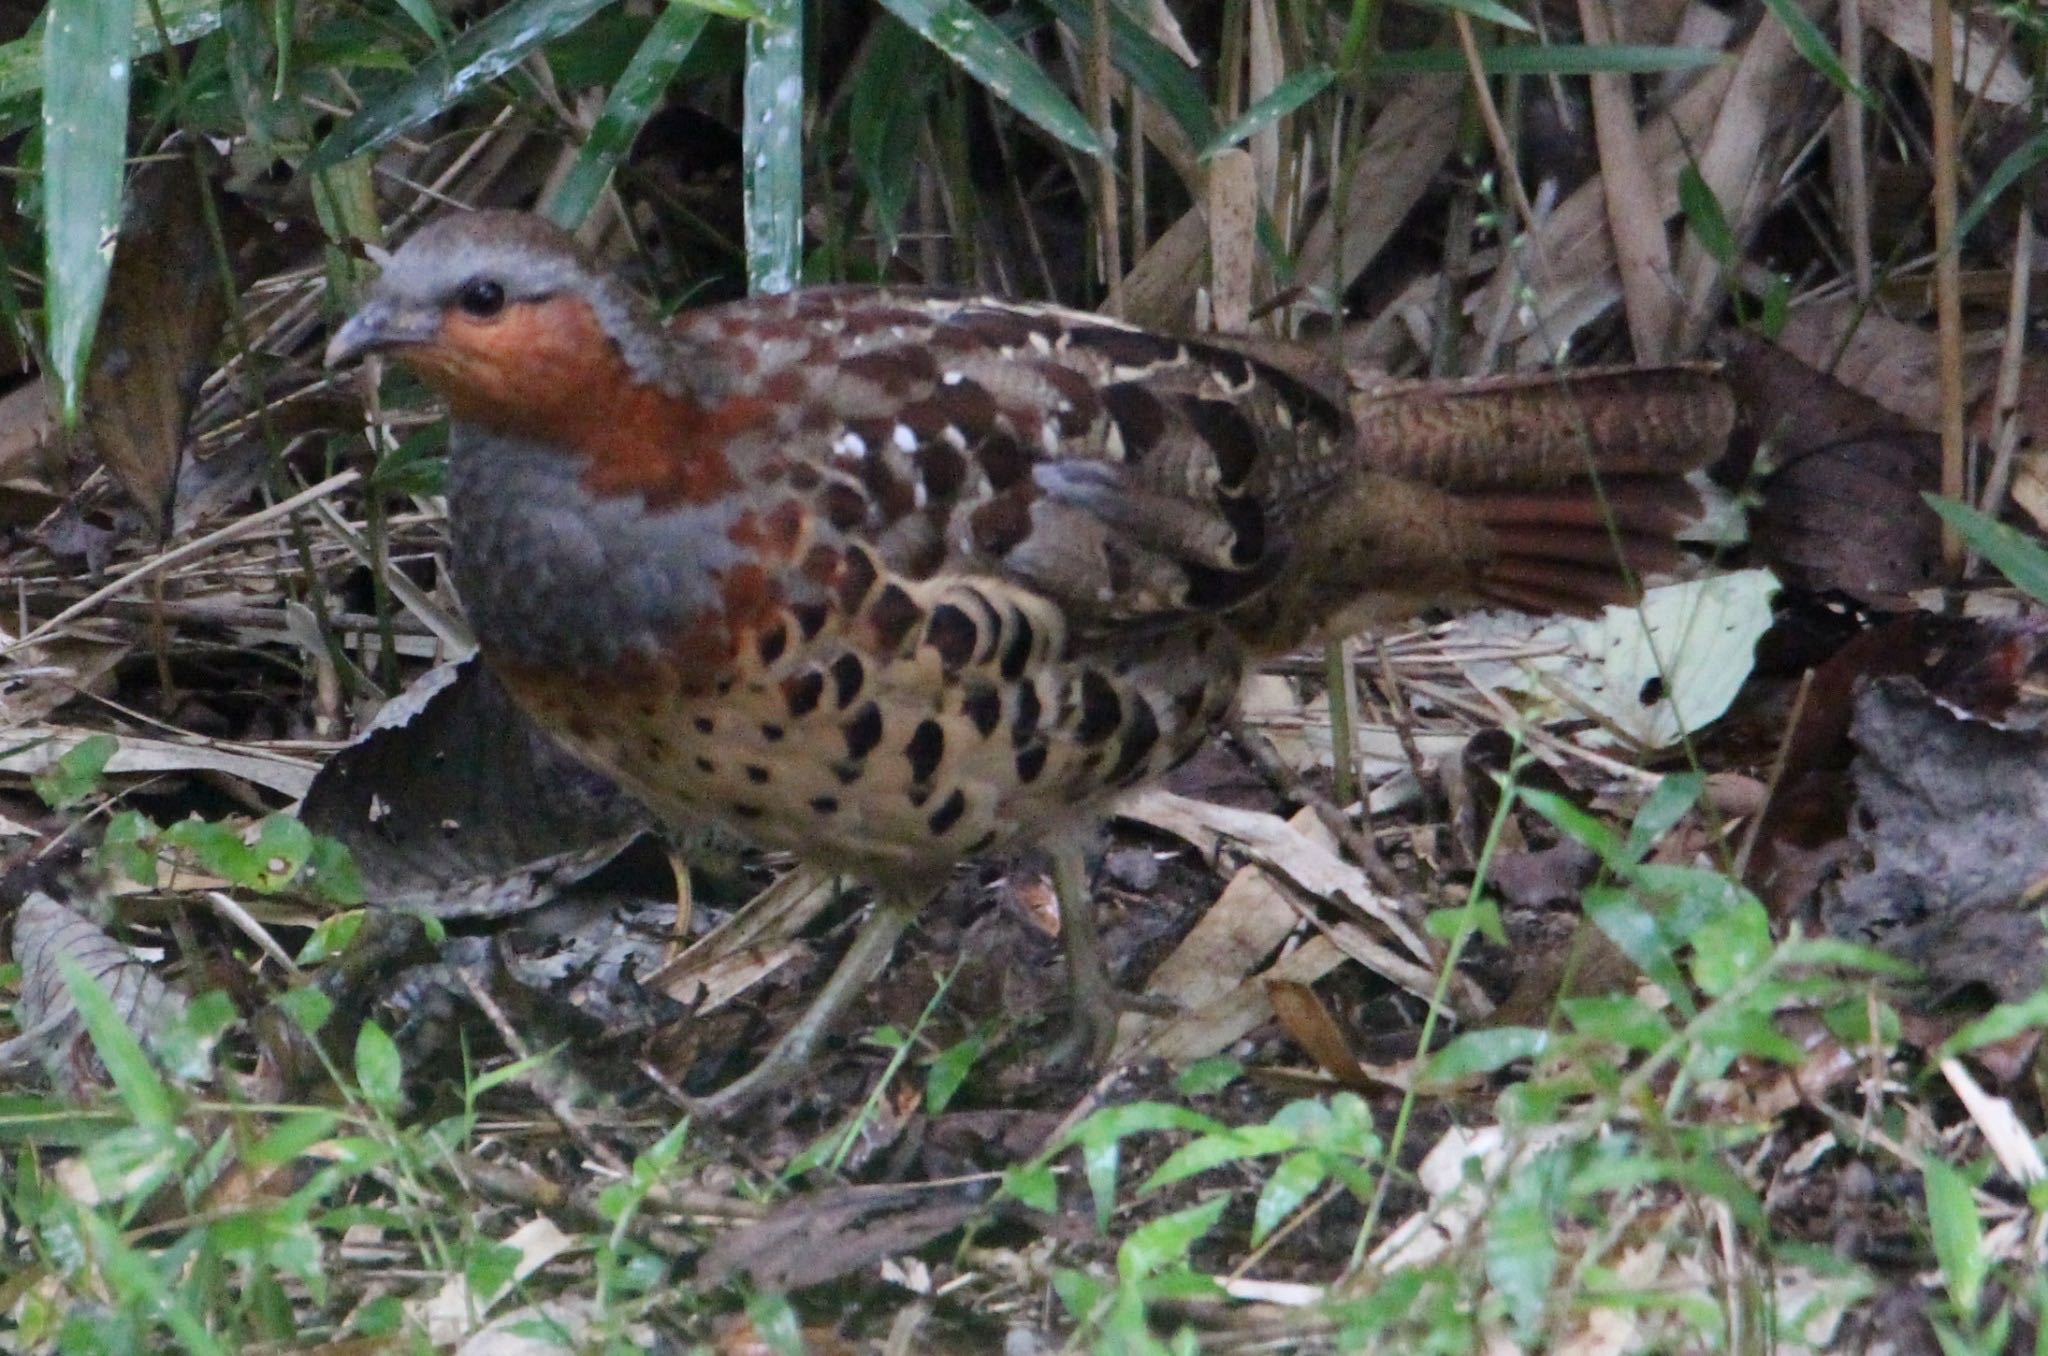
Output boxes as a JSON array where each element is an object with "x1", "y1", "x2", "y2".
[
  {"x1": 1251, "y1": 1151, "x2": 1329, "y2": 1245},
  {"x1": 544, "y1": 3, "x2": 712, "y2": 230},
  {"x1": 876, "y1": 0, "x2": 1102, "y2": 156},
  {"x1": 1925, "y1": 494, "x2": 2048, "y2": 605},
  {"x1": 1759, "y1": 0, "x2": 1876, "y2": 108},
  {"x1": 41, "y1": 0, "x2": 134, "y2": 424},
  {"x1": 848, "y1": 17, "x2": 937, "y2": 257},
  {"x1": 1943, "y1": 989, "x2": 2048, "y2": 1057},
  {"x1": 32, "y1": 733, "x2": 117, "y2": 809},
  {"x1": 1625, "y1": 773, "x2": 1702, "y2": 862},
  {"x1": 1486, "y1": 1150, "x2": 1561, "y2": 1338},
  {"x1": 1035, "y1": 0, "x2": 1215, "y2": 146},
  {"x1": 1689, "y1": 898, "x2": 1773, "y2": 997},
  {"x1": 925, "y1": 1029, "x2": 985, "y2": 1114},
  {"x1": 354, "y1": 1021, "x2": 403, "y2": 1113},
  {"x1": 743, "y1": 0, "x2": 802, "y2": 293},
  {"x1": 1412, "y1": 0, "x2": 1533, "y2": 34},
  {"x1": 1117, "y1": 1194, "x2": 1228, "y2": 1281},
  {"x1": 1679, "y1": 164, "x2": 1737, "y2": 265},
  {"x1": 1364, "y1": 43, "x2": 1721, "y2": 77},
  {"x1": 303, "y1": 0, "x2": 616, "y2": 174},
  {"x1": 58, "y1": 958, "x2": 177, "y2": 1131},
  {"x1": 1425, "y1": 1026, "x2": 1550, "y2": 1082},
  {"x1": 1923, "y1": 1155, "x2": 1986, "y2": 1317},
  {"x1": 1513, "y1": 784, "x2": 1626, "y2": 867},
  {"x1": 1959, "y1": 125, "x2": 2048, "y2": 244},
  {"x1": 1200, "y1": 67, "x2": 1335, "y2": 160}
]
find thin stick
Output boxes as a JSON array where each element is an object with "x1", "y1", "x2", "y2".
[
  {"x1": 5, "y1": 471, "x2": 360, "y2": 654},
  {"x1": 1929, "y1": 0, "x2": 1966, "y2": 565}
]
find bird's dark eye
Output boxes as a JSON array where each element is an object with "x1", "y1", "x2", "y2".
[{"x1": 456, "y1": 277, "x2": 506, "y2": 318}]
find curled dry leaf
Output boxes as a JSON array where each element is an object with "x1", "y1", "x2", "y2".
[
  {"x1": 300, "y1": 659, "x2": 653, "y2": 918},
  {"x1": 0, "y1": 890, "x2": 188, "y2": 1097}
]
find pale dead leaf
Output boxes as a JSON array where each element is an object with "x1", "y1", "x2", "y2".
[
  {"x1": 413, "y1": 1216, "x2": 575, "y2": 1346},
  {"x1": 1865, "y1": 0, "x2": 2035, "y2": 105},
  {"x1": 0, "y1": 725, "x2": 319, "y2": 799}
]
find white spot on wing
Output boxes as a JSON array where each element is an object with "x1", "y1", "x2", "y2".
[
  {"x1": 834, "y1": 431, "x2": 869, "y2": 459},
  {"x1": 892, "y1": 424, "x2": 919, "y2": 452}
]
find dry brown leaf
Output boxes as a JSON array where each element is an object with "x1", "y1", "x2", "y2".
[
  {"x1": 1265, "y1": 978, "x2": 1373, "y2": 1089},
  {"x1": 78, "y1": 148, "x2": 231, "y2": 534}
]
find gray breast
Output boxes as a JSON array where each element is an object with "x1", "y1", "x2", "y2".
[{"x1": 446, "y1": 429, "x2": 747, "y2": 671}]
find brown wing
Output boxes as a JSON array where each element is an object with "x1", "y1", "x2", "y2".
[{"x1": 666, "y1": 289, "x2": 1352, "y2": 632}]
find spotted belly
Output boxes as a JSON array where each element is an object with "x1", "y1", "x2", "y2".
[{"x1": 496, "y1": 630, "x2": 1242, "y2": 887}]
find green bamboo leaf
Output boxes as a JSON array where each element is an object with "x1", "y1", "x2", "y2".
[
  {"x1": 742, "y1": 0, "x2": 802, "y2": 293},
  {"x1": 1925, "y1": 494, "x2": 2048, "y2": 605},
  {"x1": 1199, "y1": 67, "x2": 1335, "y2": 160},
  {"x1": 1035, "y1": 0, "x2": 1216, "y2": 146},
  {"x1": 1759, "y1": 0, "x2": 1876, "y2": 109},
  {"x1": 1412, "y1": 0, "x2": 1534, "y2": 34},
  {"x1": 1923, "y1": 1155, "x2": 1986, "y2": 1317},
  {"x1": 544, "y1": 2, "x2": 712, "y2": 229},
  {"x1": 303, "y1": 0, "x2": 617, "y2": 175},
  {"x1": 1364, "y1": 43, "x2": 1722, "y2": 77},
  {"x1": 0, "y1": 0, "x2": 217, "y2": 111},
  {"x1": 1959, "y1": 124, "x2": 2048, "y2": 247},
  {"x1": 876, "y1": 0, "x2": 1103, "y2": 156},
  {"x1": 41, "y1": 0, "x2": 135, "y2": 425}
]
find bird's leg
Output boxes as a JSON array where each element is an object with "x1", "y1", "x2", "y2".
[
  {"x1": 1049, "y1": 839, "x2": 1174, "y2": 1068},
  {"x1": 690, "y1": 890, "x2": 925, "y2": 1119}
]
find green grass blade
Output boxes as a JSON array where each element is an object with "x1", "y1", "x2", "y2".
[
  {"x1": 1412, "y1": 0, "x2": 1533, "y2": 35},
  {"x1": 1759, "y1": 0, "x2": 1876, "y2": 109},
  {"x1": 1199, "y1": 67, "x2": 1334, "y2": 161},
  {"x1": 58, "y1": 958, "x2": 177, "y2": 1132},
  {"x1": 1924, "y1": 494, "x2": 2048, "y2": 604},
  {"x1": 1035, "y1": 0, "x2": 1216, "y2": 146},
  {"x1": 875, "y1": 0, "x2": 1103, "y2": 156},
  {"x1": 544, "y1": 2, "x2": 712, "y2": 230},
  {"x1": 1957, "y1": 123, "x2": 2048, "y2": 244},
  {"x1": 1365, "y1": 43, "x2": 1722, "y2": 77},
  {"x1": 303, "y1": 0, "x2": 616, "y2": 174},
  {"x1": 41, "y1": 0, "x2": 135, "y2": 425},
  {"x1": 742, "y1": 0, "x2": 802, "y2": 293}
]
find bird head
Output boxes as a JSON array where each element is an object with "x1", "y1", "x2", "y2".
[{"x1": 324, "y1": 211, "x2": 675, "y2": 432}]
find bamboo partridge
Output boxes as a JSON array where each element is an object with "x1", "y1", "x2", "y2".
[{"x1": 327, "y1": 210, "x2": 1732, "y2": 1112}]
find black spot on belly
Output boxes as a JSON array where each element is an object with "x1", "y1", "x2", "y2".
[
  {"x1": 844, "y1": 701, "x2": 884, "y2": 758},
  {"x1": 1012, "y1": 682, "x2": 1042, "y2": 745},
  {"x1": 810, "y1": 795, "x2": 839, "y2": 815},
  {"x1": 732, "y1": 804, "x2": 764, "y2": 820},
  {"x1": 791, "y1": 601, "x2": 830, "y2": 640},
  {"x1": 926, "y1": 604, "x2": 977, "y2": 672},
  {"x1": 999, "y1": 614, "x2": 1035, "y2": 681},
  {"x1": 868, "y1": 584, "x2": 924, "y2": 652},
  {"x1": 784, "y1": 669, "x2": 825, "y2": 716},
  {"x1": 1110, "y1": 693, "x2": 1161, "y2": 783},
  {"x1": 745, "y1": 765, "x2": 770, "y2": 784},
  {"x1": 756, "y1": 621, "x2": 788, "y2": 666},
  {"x1": 927, "y1": 789, "x2": 966, "y2": 835},
  {"x1": 831, "y1": 653, "x2": 866, "y2": 708},
  {"x1": 693, "y1": 716, "x2": 715, "y2": 734},
  {"x1": 1016, "y1": 743, "x2": 1048, "y2": 783},
  {"x1": 906, "y1": 719, "x2": 945, "y2": 783},
  {"x1": 695, "y1": 757, "x2": 716, "y2": 774},
  {"x1": 761, "y1": 723, "x2": 785, "y2": 741},
  {"x1": 1075, "y1": 671, "x2": 1123, "y2": 744},
  {"x1": 836, "y1": 546, "x2": 879, "y2": 611},
  {"x1": 962, "y1": 683, "x2": 1001, "y2": 737}
]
